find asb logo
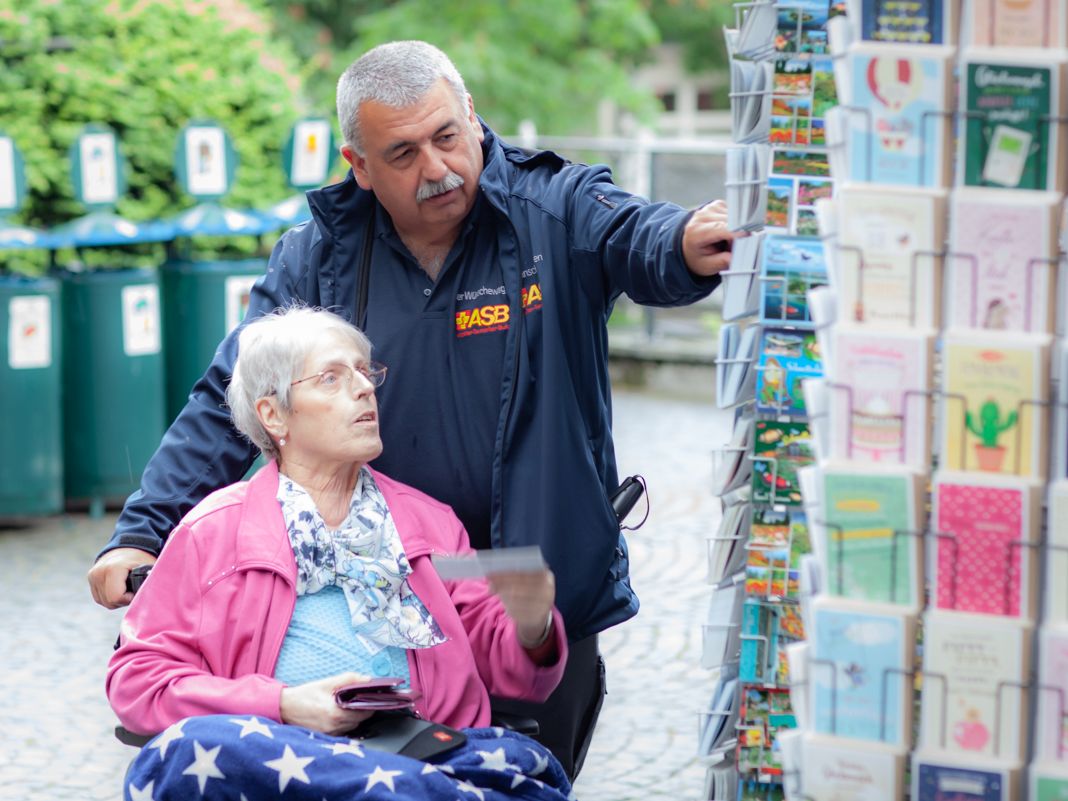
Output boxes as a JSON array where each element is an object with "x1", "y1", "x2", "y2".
[{"x1": 455, "y1": 283, "x2": 542, "y2": 337}]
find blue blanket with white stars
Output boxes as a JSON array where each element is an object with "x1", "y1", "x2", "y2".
[{"x1": 125, "y1": 715, "x2": 576, "y2": 800}]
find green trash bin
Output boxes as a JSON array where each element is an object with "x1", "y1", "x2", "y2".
[
  {"x1": 61, "y1": 268, "x2": 166, "y2": 512},
  {"x1": 0, "y1": 274, "x2": 63, "y2": 517},
  {"x1": 161, "y1": 257, "x2": 264, "y2": 423}
]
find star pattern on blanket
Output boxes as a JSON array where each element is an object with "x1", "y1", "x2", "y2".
[
  {"x1": 128, "y1": 780, "x2": 155, "y2": 801},
  {"x1": 230, "y1": 716, "x2": 274, "y2": 740},
  {"x1": 148, "y1": 719, "x2": 186, "y2": 759},
  {"x1": 127, "y1": 716, "x2": 574, "y2": 800},
  {"x1": 365, "y1": 765, "x2": 404, "y2": 792},
  {"x1": 182, "y1": 741, "x2": 226, "y2": 793},
  {"x1": 263, "y1": 744, "x2": 315, "y2": 792}
]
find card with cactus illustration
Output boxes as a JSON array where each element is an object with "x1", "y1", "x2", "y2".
[{"x1": 941, "y1": 332, "x2": 1050, "y2": 479}]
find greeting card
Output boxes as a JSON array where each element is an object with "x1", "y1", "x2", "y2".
[
  {"x1": 847, "y1": 43, "x2": 956, "y2": 187},
  {"x1": 834, "y1": 183, "x2": 946, "y2": 329},
  {"x1": 931, "y1": 472, "x2": 1040, "y2": 620},
  {"x1": 760, "y1": 234, "x2": 829, "y2": 328},
  {"x1": 817, "y1": 465, "x2": 924, "y2": 609},
  {"x1": 756, "y1": 328, "x2": 823, "y2": 416},
  {"x1": 968, "y1": 0, "x2": 1067, "y2": 47},
  {"x1": 940, "y1": 331, "x2": 1050, "y2": 480},
  {"x1": 960, "y1": 51, "x2": 1067, "y2": 192},
  {"x1": 859, "y1": 0, "x2": 958, "y2": 44},
  {"x1": 801, "y1": 733, "x2": 907, "y2": 801},
  {"x1": 948, "y1": 188, "x2": 1060, "y2": 334},
  {"x1": 912, "y1": 752, "x2": 1020, "y2": 801},
  {"x1": 771, "y1": 56, "x2": 838, "y2": 147},
  {"x1": 766, "y1": 149, "x2": 832, "y2": 236},
  {"x1": 920, "y1": 611, "x2": 1031, "y2": 760},
  {"x1": 829, "y1": 325, "x2": 934, "y2": 470},
  {"x1": 1031, "y1": 761, "x2": 1068, "y2": 801},
  {"x1": 747, "y1": 506, "x2": 811, "y2": 601},
  {"x1": 753, "y1": 421, "x2": 816, "y2": 506},
  {"x1": 809, "y1": 598, "x2": 914, "y2": 745},
  {"x1": 1035, "y1": 624, "x2": 1068, "y2": 761},
  {"x1": 1047, "y1": 481, "x2": 1068, "y2": 623}
]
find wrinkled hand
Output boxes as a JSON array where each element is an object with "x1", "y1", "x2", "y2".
[
  {"x1": 487, "y1": 569, "x2": 556, "y2": 647},
  {"x1": 279, "y1": 673, "x2": 374, "y2": 736},
  {"x1": 88, "y1": 547, "x2": 157, "y2": 609},
  {"x1": 682, "y1": 199, "x2": 746, "y2": 277}
]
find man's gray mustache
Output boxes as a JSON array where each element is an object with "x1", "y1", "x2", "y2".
[{"x1": 417, "y1": 172, "x2": 464, "y2": 203}]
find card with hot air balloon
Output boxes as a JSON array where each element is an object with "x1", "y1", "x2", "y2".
[
  {"x1": 858, "y1": 0, "x2": 959, "y2": 44},
  {"x1": 847, "y1": 43, "x2": 956, "y2": 187},
  {"x1": 961, "y1": 50, "x2": 1068, "y2": 192}
]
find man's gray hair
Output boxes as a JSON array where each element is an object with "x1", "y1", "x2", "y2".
[
  {"x1": 336, "y1": 40, "x2": 468, "y2": 156},
  {"x1": 226, "y1": 306, "x2": 373, "y2": 459}
]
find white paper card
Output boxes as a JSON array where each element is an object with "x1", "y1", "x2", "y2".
[
  {"x1": 432, "y1": 546, "x2": 546, "y2": 579},
  {"x1": 8, "y1": 295, "x2": 51, "y2": 369},
  {"x1": 121, "y1": 284, "x2": 161, "y2": 356}
]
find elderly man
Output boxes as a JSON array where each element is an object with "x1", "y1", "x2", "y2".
[{"x1": 89, "y1": 40, "x2": 739, "y2": 777}]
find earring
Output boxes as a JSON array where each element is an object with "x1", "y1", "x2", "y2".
[{"x1": 279, "y1": 437, "x2": 287, "y2": 447}]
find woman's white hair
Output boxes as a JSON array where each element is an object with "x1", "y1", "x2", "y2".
[
  {"x1": 226, "y1": 306, "x2": 372, "y2": 459},
  {"x1": 336, "y1": 40, "x2": 468, "y2": 156}
]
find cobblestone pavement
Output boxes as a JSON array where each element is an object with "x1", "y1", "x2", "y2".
[{"x1": 0, "y1": 387, "x2": 725, "y2": 800}]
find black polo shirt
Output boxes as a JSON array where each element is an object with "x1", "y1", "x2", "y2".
[{"x1": 364, "y1": 193, "x2": 506, "y2": 550}]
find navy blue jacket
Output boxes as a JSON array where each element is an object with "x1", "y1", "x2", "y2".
[{"x1": 105, "y1": 124, "x2": 720, "y2": 641}]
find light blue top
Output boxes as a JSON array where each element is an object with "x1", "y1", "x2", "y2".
[{"x1": 273, "y1": 586, "x2": 411, "y2": 688}]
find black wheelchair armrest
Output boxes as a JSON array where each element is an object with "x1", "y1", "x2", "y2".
[
  {"x1": 115, "y1": 725, "x2": 155, "y2": 748},
  {"x1": 490, "y1": 711, "x2": 539, "y2": 736}
]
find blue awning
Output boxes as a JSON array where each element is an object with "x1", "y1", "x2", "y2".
[{"x1": 49, "y1": 211, "x2": 176, "y2": 247}]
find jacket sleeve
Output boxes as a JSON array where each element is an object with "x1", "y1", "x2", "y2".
[
  {"x1": 99, "y1": 225, "x2": 320, "y2": 559},
  {"x1": 439, "y1": 512, "x2": 568, "y2": 702},
  {"x1": 106, "y1": 524, "x2": 285, "y2": 735},
  {"x1": 563, "y1": 164, "x2": 721, "y2": 308}
]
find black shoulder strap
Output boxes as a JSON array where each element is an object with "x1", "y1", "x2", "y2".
[{"x1": 355, "y1": 203, "x2": 375, "y2": 330}]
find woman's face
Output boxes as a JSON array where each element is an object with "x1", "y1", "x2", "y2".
[{"x1": 281, "y1": 331, "x2": 384, "y2": 470}]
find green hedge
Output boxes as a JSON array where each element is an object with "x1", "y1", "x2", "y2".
[{"x1": 0, "y1": 0, "x2": 311, "y2": 272}]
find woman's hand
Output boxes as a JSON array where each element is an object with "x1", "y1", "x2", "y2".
[
  {"x1": 487, "y1": 569, "x2": 556, "y2": 647},
  {"x1": 279, "y1": 673, "x2": 374, "y2": 736}
]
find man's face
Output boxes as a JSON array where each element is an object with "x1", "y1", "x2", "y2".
[{"x1": 342, "y1": 79, "x2": 485, "y2": 242}]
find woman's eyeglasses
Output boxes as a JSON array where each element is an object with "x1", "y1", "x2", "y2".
[{"x1": 290, "y1": 362, "x2": 388, "y2": 393}]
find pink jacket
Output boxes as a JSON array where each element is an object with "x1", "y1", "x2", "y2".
[{"x1": 107, "y1": 462, "x2": 567, "y2": 735}]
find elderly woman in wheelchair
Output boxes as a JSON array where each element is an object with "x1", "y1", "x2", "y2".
[{"x1": 107, "y1": 307, "x2": 574, "y2": 800}]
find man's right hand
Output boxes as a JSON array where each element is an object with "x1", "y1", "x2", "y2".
[{"x1": 88, "y1": 548, "x2": 157, "y2": 609}]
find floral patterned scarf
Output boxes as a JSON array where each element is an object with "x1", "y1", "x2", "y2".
[{"x1": 277, "y1": 468, "x2": 446, "y2": 654}]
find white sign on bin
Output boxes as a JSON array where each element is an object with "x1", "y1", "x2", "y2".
[
  {"x1": 0, "y1": 137, "x2": 16, "y2": 212},
  {"x1": 225, "y1": 275, "x2": 257, "y2": 333},
  {"x1": 8, "y1": 295, "x2": 52, "y2": 369},
  {"x1": 184, "y1": 126, "x2": 228, "y2": 197},
  {"x1": 121, "y1": 284, "x2": 161, "y2": 356},
  {"x1": 79, "y1": 131, "x2": 120, "y2": 206},
  {"x1": 290, "y1": 119, "x2": 332, "y2": 187}
]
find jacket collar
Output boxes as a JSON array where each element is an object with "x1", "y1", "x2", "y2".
[{"x1": 236, "y1": 461, "x2": 435, "y2": 573}]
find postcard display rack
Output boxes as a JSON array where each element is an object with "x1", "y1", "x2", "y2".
[
  {"x1": 706, "y1": 3, "x2": 838, "y2": 800},
  {"x1": 775, "y1": 2, "x2": 1068, "y2": 800}
]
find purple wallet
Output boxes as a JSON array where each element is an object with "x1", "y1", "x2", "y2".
[{"x1": 333, "y1": 678, "x2": 421, "y2": 711}]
